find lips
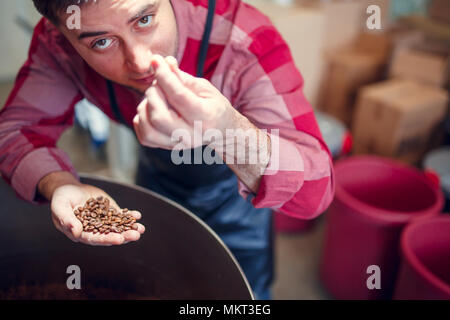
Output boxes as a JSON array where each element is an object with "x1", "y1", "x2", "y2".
[{"x1": 133, "y1": 74, "x2": 155, "y2": 85}]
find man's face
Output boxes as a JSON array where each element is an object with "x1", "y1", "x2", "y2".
[{"x1": 59, "y1": 0, "x2": 178, "y2": 93}]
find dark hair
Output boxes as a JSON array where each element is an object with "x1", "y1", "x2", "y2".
[{"x1": 32, "y1": 0, "x2": 89, "y2": 25}]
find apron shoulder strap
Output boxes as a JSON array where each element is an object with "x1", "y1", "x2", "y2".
[
  {"x1": 197, "y1": 0, "x2": 216, "y2": 78},
  {"x1": 106, "y1": 79, "x2": 125, "y2": 126}
]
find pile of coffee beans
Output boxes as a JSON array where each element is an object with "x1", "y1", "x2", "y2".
[{"x1": 74, "y1": 196, "x2": 138, "y2": 234}]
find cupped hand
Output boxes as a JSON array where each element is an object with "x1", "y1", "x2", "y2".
[{"x1": 50, "y1": 183, "x2": 145, "y2": 246}]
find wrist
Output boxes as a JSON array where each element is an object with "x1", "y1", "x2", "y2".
[
  {"x1": 218, "y1": 103, "x2": 239, "y2": 136},
  {"x1": 213, "y1": 110, "x2": 271, "y2": 168},
  {"x1": 37, "y1": 171, "x2": 81, "y2": 201}
]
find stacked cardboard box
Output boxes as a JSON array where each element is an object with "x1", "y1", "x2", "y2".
[
  {"x1": 319, "y1": 51, "x2": 385, "y2": 125},
  {"x1": 351, "y1": 12, "x2": 450, "y2": 165},
  {"x1": 428, "y1": 0, "x2": 450, "y2": 24},
  {"x1": 318, "y1": 32, "x2": 392, "y2": 125},
  {"x1": 389, "y1": 48, "x2": 449, "y2": 88},
  {"x1": 353, "y1": 80, "x2": 448, "y2": 164},
  {"x1": 246, "y1": 0, "x2": 392, "y2": 107}
]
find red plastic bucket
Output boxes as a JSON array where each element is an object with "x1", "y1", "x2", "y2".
[
  {"x1": 393, "y1": 216, "x2": 450, "y2": 300},
  {"x1": 320, "y1": 156, "x2": 444, "y2": 299}
]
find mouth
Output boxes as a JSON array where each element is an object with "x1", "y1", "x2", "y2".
[{"x1": 132, "y1": 74, "x2": 156, "y2": 85}]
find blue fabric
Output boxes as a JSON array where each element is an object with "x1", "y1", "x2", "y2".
[{"x1": 135, "y1": 146, "x2": 274, "y2": 300}]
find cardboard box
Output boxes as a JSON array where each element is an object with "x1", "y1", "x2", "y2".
[
  {"x1": 318, "y1": 32, "x2": 393, "y2": 125},
  {"x1": 351, "y1": 32, "x2": 393, "y2": 62},
  {"x1": 299, "y1": 0, "x2": 392, "y2": 36},
  {"x1": 353, "y1": 79, "x2": 449, "y2": 164},
  {"x1": 319, "y1": 49, "x2": 387, "y2": 125},
  {"x1": 398, "y1": 15, "x2": 450, "y2": 46},
  {"x1": 389, "y1": 48, "x2": 449, "y2": 88},
  {"x1": 429, "y1": 0, "x2": 450, "y2": 24},
  {"x1": 246, "y1": 0, "x2": 392, "y2": 106},
  {"x1": 388, "y1": 25, "x2": 425, "y2": 49}
]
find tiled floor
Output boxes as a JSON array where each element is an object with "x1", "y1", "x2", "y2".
[{"x1": 1, "y1": 80, "x2": 331, "y2": 300}]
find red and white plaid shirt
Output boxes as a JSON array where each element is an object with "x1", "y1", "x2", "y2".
[{"x1": 0, "y1": 0, "x2": 334, "y2": 219}]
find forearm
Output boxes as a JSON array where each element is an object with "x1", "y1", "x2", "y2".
[
  {"x1": 37, "y1": 171, "x2": 81, "y2": 201},
  {"x1": 217, "y1": 108, "x2": 271, "y2": 194}
]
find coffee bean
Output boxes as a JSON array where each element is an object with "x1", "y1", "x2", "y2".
[{"x1": 74, "y1": 198, "x2": 139, "y2": 235}]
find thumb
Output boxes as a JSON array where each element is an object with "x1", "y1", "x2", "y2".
[
  {"x1": 71, "y1": 218, "x2": 83, "y2": 238},
  {"x1": 62, "y1": 212, "x2": 82, "y2": 239},
  {"x1": 52, "y1": 200, "x2": 82, "y2": 239}
]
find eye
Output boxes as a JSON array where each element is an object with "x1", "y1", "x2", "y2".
[
  {"x1": 137, "y1": 15, "x2": 153, "y2": 28},
  {"x1": 93, "y1": 38, "x2": 113, "y2": 50}
]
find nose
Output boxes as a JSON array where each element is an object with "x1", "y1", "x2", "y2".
[{"x1": 124, "y1": 42, "x2": 153, "y2": 76}]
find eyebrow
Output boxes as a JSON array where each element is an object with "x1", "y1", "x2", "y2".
[
  {"x1": 127, "y1": 2, "x2": 156, "y2": 24},
  {"x1": 77, "y1": 1, "x2": 157, "y2": 40},
  {"x1": 78, "y1": 31, "x2": 109, "y2": 40}
]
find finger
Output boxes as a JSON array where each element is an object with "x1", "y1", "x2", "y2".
[
  {"x1": 79, "y1": 231, "x2": 124, "y2": 246},
  {"x1": 52, "y1": 215, "x2": 78, "y2": 243},
  {"x1": 133, "y1": 116, "x2": 160, "y2": 148},
  {"x1": 128, "y1": 210, "x2": 142, "y2": 220},
  {"x1": 134, "y1": 223, "x2": 146, "y2": 234},
  {"x1": 145, "y1": 85, "x2": 175, "y2": 136},
  {"x1": 71, "y1": 218, "x2": 83, "y2": 239},
  {"x1": 59, "y1": 207, "x2": 81, "y2": 232},
  {"x1": 122, "y1": 230, "x2": 141, "y2": 242},
  {"x1": 165, "y1": 55, "x2": 178, "y2": 68},
  {"x1": 121, "y1": 222, "x2": 145, "y2": 242},
  {"x1": 133, "y1": 115, "x2": 158, "y2": 148},
  {"x1": 134, "y1": 110, "x2": 167, "y2": 148},
  {"x1": 151, "y1": 55, "x2": 198, "y2": 113},
  {"x1": 165, "y1": 55, "x2": 198, "y2": 88},
  {"x1": 146, "y1": 85, "x2": 192, "y2": 136},
  {"x1": 136, "y1": 100, "x2": 177, "y2": 148},
  {"x1": 51, "y1": 201, "x2": 83, "y2": 241}
]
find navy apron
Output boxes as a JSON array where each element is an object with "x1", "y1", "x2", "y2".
[{"x1": 107, "y1": 0, "x2": 273, "y2": 299}]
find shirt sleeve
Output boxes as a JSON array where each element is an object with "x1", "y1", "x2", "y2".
[
  {"x1": 232, "y1": 25, "x2": 335, "y2": 220},
  {"x1": 0, "y1": 20, "x2": 82, "y2": 204}
]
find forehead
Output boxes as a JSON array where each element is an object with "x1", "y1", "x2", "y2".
[{"x1": 63, "y1": 0, "x2": 158, "y2": 25}]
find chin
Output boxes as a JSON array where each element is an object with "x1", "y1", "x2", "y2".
[
  {"x1": 112, "y1": 79, "x2": 147, "y2": 94},
  {"x1": 133, "y1": 84, "x2": 150, "y2": 94}
]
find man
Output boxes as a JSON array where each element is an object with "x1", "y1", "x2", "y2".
[{"x1": 0, "y1": 0, "x2": 334, "y2": 299}]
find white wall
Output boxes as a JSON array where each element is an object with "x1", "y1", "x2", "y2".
[{"x1": 0, "y1": 0, "x2": 42, "y2": 81}]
